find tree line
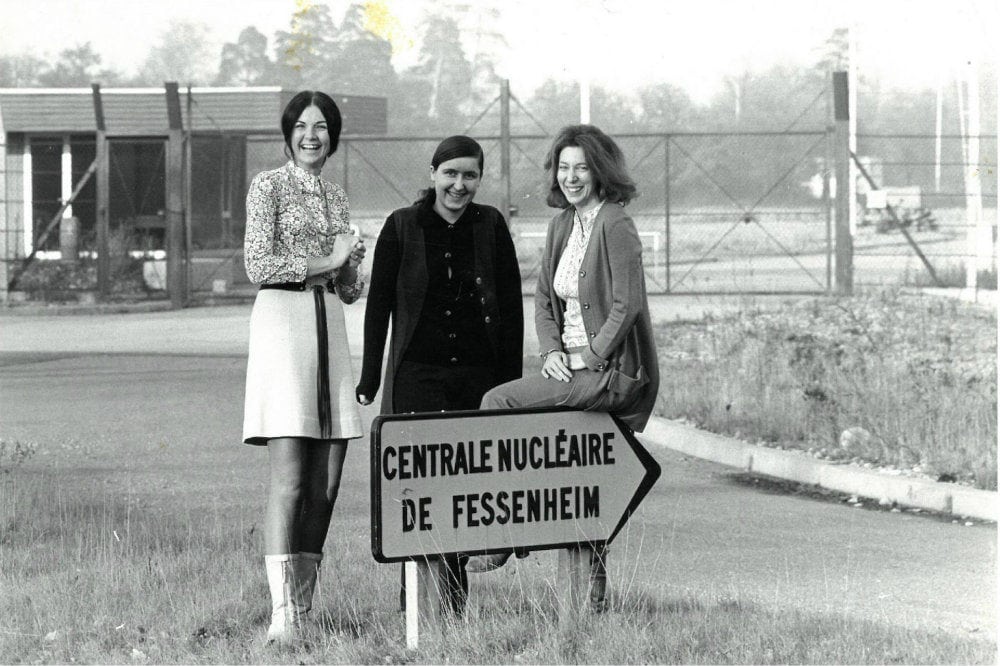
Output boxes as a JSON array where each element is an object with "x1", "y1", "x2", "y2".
[{"x1": 1, "y1": 5, "x2": 994, "y2": 203}]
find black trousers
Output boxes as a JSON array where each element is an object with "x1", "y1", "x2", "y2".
[{"x1": 393, "y1": 361, "x2": 498, "y2": 614}]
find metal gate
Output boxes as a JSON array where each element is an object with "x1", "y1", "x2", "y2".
[
  {"x1": 178, "y1": 130, "x2": 838, "y2": 300},
  {"x1": 108, "y1": 138, "x2": 167, "y2": 252},
  {"x1": 657, "y1": 131, "x2": 831, "y2": 294},
  {"x1": 481, "y1": 131, "x2": 833, "y2": 295},
  {"x1": 101, "y1": 138, "x2": 168, "y2": 294}
]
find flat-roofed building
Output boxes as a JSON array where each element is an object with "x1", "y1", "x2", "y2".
[{"x1": 0, "y1": 86, "x2": 386, "y2": 297}]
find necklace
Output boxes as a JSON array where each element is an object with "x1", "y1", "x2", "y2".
[
  {"x1": 290, "y1": 161, "x2": 333, "y2": 236},
  {"x1": 575, "y1": 211, "x2": 592, "y2": 250},
  {"x1": 310, "y1": 176, "x2": 333, "y2": 237},
  {"x1": 318, "y1": 179, "x2": 331, "y2": 233}
]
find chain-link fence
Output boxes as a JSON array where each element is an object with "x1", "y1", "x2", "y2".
[
  {"x1": 331, "y1": 130, "x2": 832, "y2": 294},
  {"x1": 1, "y1": 138, "x2": 112, "y2": 300},
  {"x1": 854, "y1": 133, "x2": 998, "y2": 288},
  {"x1": 2, "y1": 125, "x2": 995, "y2": 302}
]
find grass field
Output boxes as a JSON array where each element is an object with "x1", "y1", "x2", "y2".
[
  {"x1": 654, "y1": 289, "x2": 998, "y2": 489},
  {"x1": 0, "y1": 289, "x2": 995, "y2": 663},
  {"x1": 0, "y1": 473, "x2": 994, "y2": 664}
]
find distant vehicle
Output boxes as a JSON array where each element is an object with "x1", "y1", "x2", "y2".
[
  {"x1": 803, "y1": 157, "x2": 937, "y2": 235},
  {"x1": 861, "y1": 187, "x2": 937, "y2": 234}
]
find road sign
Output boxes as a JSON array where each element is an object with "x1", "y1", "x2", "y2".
[{"x1": 371, "y1": 407, "x2": 661, "y2": 562}]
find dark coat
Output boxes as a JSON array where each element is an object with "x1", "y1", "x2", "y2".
[
  {"x1": 535, "y1": 203, "x2": 659, "y2": 431},
  {"x1": 357, "y1": 201, "x2": 524, "y2": 414}
]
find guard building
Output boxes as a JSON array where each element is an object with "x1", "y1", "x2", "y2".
[{"x1": 0, "y1": 86, "x2": 387, "y2": 298}]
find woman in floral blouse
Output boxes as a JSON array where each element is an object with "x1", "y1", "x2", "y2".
[{"x1": 242, "y1": 90, "x2": 367, "y2": 644}]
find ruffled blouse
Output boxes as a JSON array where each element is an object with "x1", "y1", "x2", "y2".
[
  {"x1": 553, "y1": 201, "x2": 604, "y2": 349},
  {"x1": 244, "y1": 161, "x2": 362, "y2": 299}
]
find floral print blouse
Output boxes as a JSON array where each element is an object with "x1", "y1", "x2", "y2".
[
  {"x1": 244, "y1": 161, "x2": 363, "y2": 301},
  {"x1": 553, "y1": 201, "x2": 604, "y2": 349}
]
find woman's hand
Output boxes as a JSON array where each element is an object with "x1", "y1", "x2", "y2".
[
  {"x1": 347, "y1": 237, "x2": 366, "y2": 269},
  {"x1": 328, "y1": 232, "x2": 356, "y2": 269},
  {"x1": 541, "y1": 350, "x2": 572, "y2": 382}
]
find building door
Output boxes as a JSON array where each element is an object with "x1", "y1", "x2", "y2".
[{"x1": 108, "y1": 138, "x2": 166, "y2": 252}]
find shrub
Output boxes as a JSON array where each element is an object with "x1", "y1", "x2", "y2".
[{"x1": 656, "y1": 289, "x2": 997, "y2": 489}]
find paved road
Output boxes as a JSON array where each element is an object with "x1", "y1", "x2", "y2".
[
  {"x1": 0, "y1": 305, "x2": 994, "y2": 637},
  {"x1": 0, "y1": 294, "x2": 807, "y2": 359}
]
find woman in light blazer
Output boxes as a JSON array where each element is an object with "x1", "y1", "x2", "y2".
[{"x1": 470, "y1": 124, "x2": 659, "y2": 611}]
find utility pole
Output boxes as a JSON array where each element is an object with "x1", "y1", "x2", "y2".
[
  {"x1": 847, "y1": 24, "x2": 859, "y2": 237},
  {"x1": 500, "y1": 79, "x2": 512, "y2": 223},
  {"x1": 93, "y1": 83, "x2": 109, "y2": 298},
  {"x1": 833, "y1": 71, "x2": 853, "y2": 295},
  {"x1": 963, "y1": 60, "x2": 987, "y2": 294},
  {"x1": 934, "y1": 76, "x2": 943, "y2": 193},
  {"x1": 165, "y1": 82, "x2": 186, "y2": 309}
]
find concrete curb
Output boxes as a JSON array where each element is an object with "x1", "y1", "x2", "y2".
[
  {"x1": 638, "y1": 416, "x2": 997, "y2": 522},
  {"x1": 1, "y1": 300, "x2": 176, "y2": 317}
]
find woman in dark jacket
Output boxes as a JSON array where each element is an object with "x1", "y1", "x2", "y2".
[
  {"x1": 471, "y1": 124, "x2": 659, "y2": 611},
  {"x1": 356, "y1": 135, "x2": 524, "y2": 614}
]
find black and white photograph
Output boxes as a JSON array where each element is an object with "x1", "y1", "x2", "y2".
[{"x1": 0, "y1": 0, "x2": 996, "y2": 662}]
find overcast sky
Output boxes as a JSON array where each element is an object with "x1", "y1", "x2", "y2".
[{"x1": 1, "y1": 0, "x2": 996, "y2": 102}]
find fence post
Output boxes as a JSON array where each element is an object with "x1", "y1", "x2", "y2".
[
  {"x1": 824, "y1": 126, "x2": 833, "y2": 294},
  {"x1": 500, "y1": 79, "x2": 512, "y2": 223},
  {"x1": 184, "y1": 85, "x2": 193, "y2": 303},
  {"x1": 59, "y1": 216, "x2": 79, "y2": 263},
  {"x1": 663, "y1": 135, "x2": 671, "y2": 292},
  {"x1": 93, "y1": 84, "x2": 110, "y2": 298},
  {"x1": 0, "y1": 104, "x2": 8, "y2": 301},
  {"x1": 962, "y1": 59, "x2": 990, "y2": 295},
  {"x1": 165, "y1": 82, "x2": 186, "y2": 309},
  {"x1": 832, "y1": 71, "x2": 853, "y2": 295}
]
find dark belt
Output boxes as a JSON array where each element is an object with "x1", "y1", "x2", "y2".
[
  {"x1": 259, "y1": 281, "x2": 334, "y2": 293},
  {"x1": 258, "y1": 281, "x2": 333, "y2": 439}
]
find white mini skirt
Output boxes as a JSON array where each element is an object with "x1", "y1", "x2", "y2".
[{"x1": 243, "y1": 286, "x2": 363, "y2": 444}]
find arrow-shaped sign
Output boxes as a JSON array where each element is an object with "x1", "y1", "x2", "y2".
[{"x1": 371, "y1": 407, "x2": 661, "y2": 562}]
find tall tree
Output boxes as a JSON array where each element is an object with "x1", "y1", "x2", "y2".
[
  {"x1": 335, "y1": 38, "x2": 397, "y2": 96},
  {"x1": 400, "y1": 14, "x2": 473, "y2": 127},
  {"x1": 636, "y1": 82, "x2": 697, "y2": 131},
  {"x1": 521, "y1": 78, "x2": 579, "y2": 134},
  {"x1": 325, "y1": 3, "x2": 398, "y2": 97},
  {"x1": 216, "y1": 26, "x2": 274, "y2": 86},
  {"x1": 461, "y1": 4, "x2": 506, "y2": 111},
  {"x1": 703, "y1": 62, "x2": 827, "y2": 131},
  {"x1": 272, "y1": 0, "x2": 338, "y2": 90},
  {"x1": 813, "y1": 27, "x2": 850, "y2": 74},
  {"x1": 0, "y1": 53, "x2": 48, "y2": 87},
  {"x1": 138, "y1": 20, "x2": 215, "y2": 85},
  {"x1": 37, "y1": 43, "x2": 120, "y2": 86}
]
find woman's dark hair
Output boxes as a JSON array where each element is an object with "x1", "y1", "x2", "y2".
[
  {"x1": 281, "y1": 90, "x2": 342, "y2": 158},
  {"x1": 543, "y1": 124, "x2": 637, "y2": 208},
  {"x1": 415, "y1": 135, "x2": 485, "y2": 205}
]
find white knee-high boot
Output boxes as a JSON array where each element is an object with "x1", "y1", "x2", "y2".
[
  {"x1": 293, "y1": 552, "x2": 323, "y2": 620},
  {"x1": 265, "y1": 554, "x2": 301, "y2": 642}
]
